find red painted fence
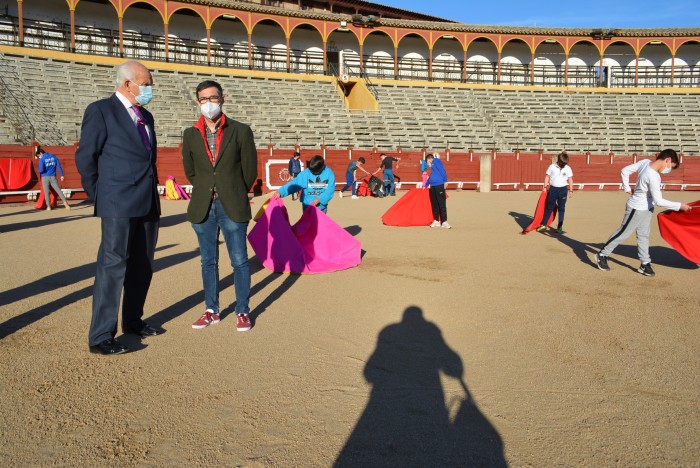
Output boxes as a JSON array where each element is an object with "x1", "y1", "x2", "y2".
[{"x1": 1, "y1": 145, "x2": 698, "y2": 204}]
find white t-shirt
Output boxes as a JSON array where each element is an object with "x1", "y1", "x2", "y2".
[
  {"x1": 546, "y1": 164, "x2": 573, "y2": 187},
  {"x1": 621, "y1": 159, "x2": 681, "y2": 211}
]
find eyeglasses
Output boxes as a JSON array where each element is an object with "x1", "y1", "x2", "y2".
[{"x1": 197, "y1": 95, "x2": 221, "y2": 104}]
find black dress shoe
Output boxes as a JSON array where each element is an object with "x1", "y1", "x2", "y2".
[
  {"x1": 123, "y1": 323, "x2": 164, "y2": 337},
  {"x1": 90, "y1": 338, "x2": 128, "y2": 355}
]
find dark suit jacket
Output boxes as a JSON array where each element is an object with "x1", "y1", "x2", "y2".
[
  {"x1": 182, "y1": 115, "x2": 258, "y2": 224},
  {"x1": 75, "y1": 93, "x2": 160, "y2": 218}
]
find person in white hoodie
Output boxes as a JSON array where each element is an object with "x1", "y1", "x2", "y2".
[{"x1": 595, "y1": 149, "x2": 692, "y2": 276}]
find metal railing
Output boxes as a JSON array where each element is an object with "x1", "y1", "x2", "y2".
[{"x1": 2, "y1": 15, "x2": 700, "y2": 89}]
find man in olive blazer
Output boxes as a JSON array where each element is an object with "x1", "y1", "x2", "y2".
[{"x1": 181, "y1": 80, "x2": 258, "y2": 332}]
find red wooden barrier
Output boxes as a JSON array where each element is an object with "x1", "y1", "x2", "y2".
[{"x1": 1, "y1": 145, "x2": 699, "y2": 204}]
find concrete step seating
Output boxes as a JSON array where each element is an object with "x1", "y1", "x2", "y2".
[{"x1": 1, "y1": 53, "x2": 699, "y2": 153}]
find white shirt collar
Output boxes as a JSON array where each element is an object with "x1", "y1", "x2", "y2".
[{"x1": 115, "y1": 90, "x2": 134, "y2": 110}]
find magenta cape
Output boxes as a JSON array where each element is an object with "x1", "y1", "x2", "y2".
[
  {"x1": 658, "y1": 200, "x2": 700, "y2": 264},
  {"x1": 521, "y1": 190, "x2": 557, "y2": 234},
  {"x1": 248, "y1": 198, "x2": 362, "y2": 273},
  {"x1": 382, "y1": 188, "x2": 434, "y2": 226}
]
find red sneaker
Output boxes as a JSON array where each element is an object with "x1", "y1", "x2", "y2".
[
  {"x1": 192, "y1": 310, "x2": 220, "y2": 329},
  {"x1": 236, "y1": 313, "x2": 251, "y2": 332}
]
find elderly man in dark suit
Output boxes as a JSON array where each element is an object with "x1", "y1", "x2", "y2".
[
  {"x1": 182, "y1": 80, "x2": 258, "y2": 332},
  {"x1": 76, "y1": 60, "x2": 163, "y2": 355}
]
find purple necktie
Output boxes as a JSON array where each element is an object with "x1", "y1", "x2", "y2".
[{"x1": 131, "y1": 106, "x2": 152, "y2": 154}]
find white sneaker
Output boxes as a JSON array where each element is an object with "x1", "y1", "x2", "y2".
[
  {"x1": 441, "y1": 222, "x2": 452, "y2": 229},
  {"x1": 339, "y1": 192, "x2": 343, "y2": 198},
  {"x1": 351, "y1": 195, "x2": 358, "y2": 199},
  {"x1": 46, "y1": 207, "x2": 52, "y2": 211},
  {"x1": 429, "y1": 220, "x2": 441, "y2": 228}
]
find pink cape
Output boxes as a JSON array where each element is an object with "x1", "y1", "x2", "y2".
[
  {"x1": 521, "y1": 190, "x2": 557, "y2": 234},
  {"x1": 382, "y1": 188, "x2": 434, "y2": 226},
  {"x1": 248, "y1": 197, "x2": 362, "y2": 273},
  {"x1": 658, "y1": 200, "x2": 700, "y2": 264}
]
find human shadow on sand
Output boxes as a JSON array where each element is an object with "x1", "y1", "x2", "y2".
[
  {"x1": 0, "y1": 211, "x2": 90, "y2": 233},
  {"x1": 543, "y1": 232, "x2": 697, "y2": 271},
  {"x1": 236, "y1": 256, "x2": 301, "y2": 328},
  {"x1": 508, "y1": 210, "x2": 535, "y2": 231},
  {"x1": 0, "y1": 244, "x2": 196, "y2": 340},
  {"x1": 334, "y1": 306, "x2": 506, "y2": 467}
]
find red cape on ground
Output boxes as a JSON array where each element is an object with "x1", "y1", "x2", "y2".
[
  {"x1": 381, "y1": 188, "x2": 434, "y2": 226},
  {"x1": 658, "y1": 200, "x2": 700, "y2": 264},
  {"x1": 521, "y1": 190, "x2": 557, "y2": 234}
]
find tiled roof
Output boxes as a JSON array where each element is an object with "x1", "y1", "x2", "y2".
[{"x1": 180, "y1": 0, "x2": 700, "y2": 37}]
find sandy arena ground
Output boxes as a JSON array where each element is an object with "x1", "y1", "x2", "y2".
[{"x1": 1, "y1": 190, "x2": 699, "y2": 466}]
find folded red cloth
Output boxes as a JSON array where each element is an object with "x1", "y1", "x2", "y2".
[{"x1": 521, "y1": 190, "x2": 557, "y2": 234}]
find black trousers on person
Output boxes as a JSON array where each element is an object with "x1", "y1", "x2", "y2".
[
  {"x1": 88, "y1": 213, "x2": 159, "y2": 346},
  {"x1": 429, "y1": 184, "x2": 447, "y2": 223}
]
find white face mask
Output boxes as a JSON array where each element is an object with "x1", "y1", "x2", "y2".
[
  {"x1": 200, "y1": 102, "x2": 221, "y2": 120},
  {"x1": 661, "y1": 166, "x2": 672, "y2": 174}
]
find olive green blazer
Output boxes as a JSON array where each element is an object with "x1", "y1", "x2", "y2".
[{"x1": 181, "y1": 116, "x2": 258, "y2": 224}]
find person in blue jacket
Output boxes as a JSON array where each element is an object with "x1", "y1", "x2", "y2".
[
  {"x1": 273, "y1": 155, "x2": 335, "y2": 213},
  {"x1": 288, "y1": 151, "x2": 302, "y2": 200},
  {"x1": 426, "y1": 153, "x2": 450, "y2": 229},
  {"x1": 36, "y1": 147, "x2": 71, "y2": 210}
]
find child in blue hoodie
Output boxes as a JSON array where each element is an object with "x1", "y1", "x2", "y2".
[
  {"x1": 426, "y1": 153, "x2": 450, "y2": 229},
  {"x1": 273, "y1": 155, "x2": 336, "y2": 213},
  {"x1": 37, "y1": 147, "x2": 71, "y2": 210}
]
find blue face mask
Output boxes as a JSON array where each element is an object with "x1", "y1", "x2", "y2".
[{"x1": 135, "y1": 85, "x2": 153, "y2": 106}]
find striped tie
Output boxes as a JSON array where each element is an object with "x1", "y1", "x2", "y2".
[{"x1": 131, "y1": 106, "x2": 152, "y2": 154}]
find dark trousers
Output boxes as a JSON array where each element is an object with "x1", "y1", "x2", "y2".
[
  {"x1": 542, "y1": 186, "x2": 568, "y2": 227},
  {"x1": 429, "y1": 184, "x2": 447, "y2": 222},
  {"x1": 89, "y1": 215, "x2": 159, "y2": 345}
]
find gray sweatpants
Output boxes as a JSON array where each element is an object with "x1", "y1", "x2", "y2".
[
  {"x1": 600, "y1": 205, "x2": 653, "y2": 264},
  {"x1": 42, "y1": 176, "x2": 68, "y2": 206}
]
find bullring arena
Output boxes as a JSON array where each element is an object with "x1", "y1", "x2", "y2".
[{"x1": 1, "y1": 0, "x2": 699, "y2": 466}]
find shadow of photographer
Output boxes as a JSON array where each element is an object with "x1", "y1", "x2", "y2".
[{"x1": 335, "y1": 306, "x2": 506, "y2": 467}]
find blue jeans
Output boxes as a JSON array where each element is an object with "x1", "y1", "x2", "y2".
[
  {"x1": 383, "y1": 169, "x2": 395, "y2": 194},
  {"x1": 542, "y1": 186, "x2": 568, "y2": 227},
  {"x1": 340, "y1": 171, "x2": 355, "y2": 195},
  {"x1": 191, "y1": 199, "x2": 250, "y2": 315}
]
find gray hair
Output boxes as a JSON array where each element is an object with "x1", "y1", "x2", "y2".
[{"x1": 114, "y1": 61, "x2": 140, "y2": 87}]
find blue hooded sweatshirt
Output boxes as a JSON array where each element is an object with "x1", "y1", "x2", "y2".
[
  {"x1": 427, "y1": 158, "x2": 448, "y2": 186},
  {"x1": 38, "y1": 152, "x2": 64, "y2": 178},
  {"x1": 278, "y1": 165, "x2": 336, "y2": 212}
]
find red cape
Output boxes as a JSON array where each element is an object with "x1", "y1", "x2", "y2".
[
  {"x1": 382, "y1": 188, "x2": 434, "y2": 226},
  {"x1": 34, "y1": 181, "x2": 58, "y2": 210},
  {"x1": 521, "y1": 190, "x2": 557, "y2": 234},
  {"x1": 658, "y1": 200, "x2": 700, "y2": 264},
  {"x1": 0, "y1": 158, "x2": 32, "y2": 190}
]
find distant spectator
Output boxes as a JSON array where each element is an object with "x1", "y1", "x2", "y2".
[
  {"x1": 288, "y1": 151, "x2": 302, "y2": 200},
  {"x1": 36, "y1": 148, "x2": 71, "y2": 211},
  {"x1": 426, "y1": 153, "x2": 450, "y2": 229},
  {"x1": 273, "y1": 155, "x2": 335, "y2": 213},
  {"x1": 373, "y1": 153, "x2": 401, "y2": 196},
  {"x1": 339, "y1": 157, "x2": 370, "y2": 199}
]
